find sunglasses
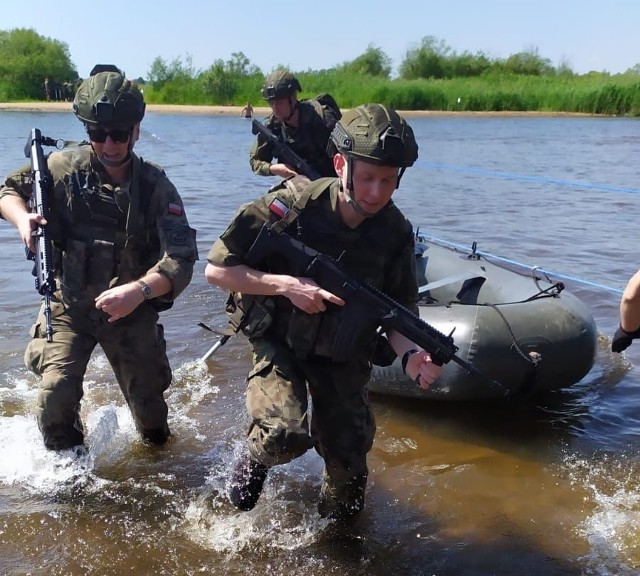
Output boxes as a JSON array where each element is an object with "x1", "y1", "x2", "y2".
[{"x1": 86, "y1": 127, "x2": 131, "y2": 144}]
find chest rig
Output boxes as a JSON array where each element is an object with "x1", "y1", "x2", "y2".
[{"x1": 57, "y1": 154, "x2": 149, "y2": 303}]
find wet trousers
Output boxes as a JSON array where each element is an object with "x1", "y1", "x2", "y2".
[
  {"x1": 245, "y1": 337, "x2": 375, "y2": 510},
  {"x1": 24, "y1": 298, "x2": 172, "y2": 450}
]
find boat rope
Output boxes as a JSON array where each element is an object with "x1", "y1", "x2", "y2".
[
  {"x1": 417, "y1": 232, "x2": 623, "y2": 296},
  {"x1": 485, "y1": 304, "x2": 542, "y2": 368}
]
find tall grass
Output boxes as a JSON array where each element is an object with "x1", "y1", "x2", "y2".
[{"x1": 140, "y1": 71, "x2": 640, "y2": 116}]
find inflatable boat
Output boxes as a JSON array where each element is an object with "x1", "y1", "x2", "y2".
[{"x1": 369, "y1": 235, "x2": 598, "y2": 401}]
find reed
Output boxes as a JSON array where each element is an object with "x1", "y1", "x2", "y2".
[{"x1": 140, "y1": 71, "x2": 640, "y2": 116}]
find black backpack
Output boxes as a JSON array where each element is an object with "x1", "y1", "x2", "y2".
[{"x1": 307, "y1": 92, "x2": 342, "y2": 129}]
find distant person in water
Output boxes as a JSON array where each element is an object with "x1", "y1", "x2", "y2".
[
  {"x1": 612, "y1": 269, "x2": 640, "y2": 352},
  {"x1": 241, "y1": 102, "x2": 254, "y2": 119}
]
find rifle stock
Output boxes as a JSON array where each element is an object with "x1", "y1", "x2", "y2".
[
  {"x1": 24, "y1": 128, "x2": 58, "y2": 342},
  {"x1": 246, "y1": 223, "x2": 507, "y2": 395},
  {"x1": 251, "y1": 119, "x2": 322, "y2": 180}
]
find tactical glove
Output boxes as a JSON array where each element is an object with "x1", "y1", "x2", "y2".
[{"x1": 611, "y1": 325, "x2": 640, "y2": 353}]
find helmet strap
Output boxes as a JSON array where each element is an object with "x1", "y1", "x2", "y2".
[
  {"x1": 96, "y1": 151, "x2": 132, "y2": 169},
  {"x1": 396, "y1": 167, "x2": 406, "y2": 189},
  {"x1": 282, "y1": 97, "x2": 298, "y2": 123},
  {"x1": 342, "y1": 157, "x2": 376, "y2": 218}
]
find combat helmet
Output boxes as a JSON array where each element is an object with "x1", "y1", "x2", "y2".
[
  {"x1": 328, "y1": 104, "x2": 418, "y2": 168},
  {"x1": 73, "y1": 65, "x2": 145, "y2": 127},
  {"x1": 261, "y1": 69, "x2": 302, "y2": 101}
]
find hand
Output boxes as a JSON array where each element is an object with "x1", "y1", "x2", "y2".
[
  {"x1": 611, "y1": 325, "x2": 640, "y2": 353},
  {"x1": 281, "y1": 276, "x2": 344, "y2": 314},
  {"x1": 95, "y1": 283, "x2": 145, "y2": 323},
  {"x1": 404, "y1": 350, "x2": 443, "y2": 390},
  {"x1": 20, "y1": 212, "x2": 46, "y2": 254},
  {"x1": 270, "y1": 163, "x2": 298, "y2": 179}
]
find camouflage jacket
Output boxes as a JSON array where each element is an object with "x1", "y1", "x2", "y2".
[{"x1": 0, "y1": 144, "x2": 198, "y2": 308}]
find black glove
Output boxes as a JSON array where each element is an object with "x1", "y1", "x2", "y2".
[{"x1": 611, "y1": 325, "x2": 640, "y2": 353}]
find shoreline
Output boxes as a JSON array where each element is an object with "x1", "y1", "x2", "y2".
[{"x1": 0, "y1": 101, "x2": 600, "y2": 118}]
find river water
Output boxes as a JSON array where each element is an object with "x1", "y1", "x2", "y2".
[{"x1": 0, "y1": 109, "x2": 639, "y2": 575}]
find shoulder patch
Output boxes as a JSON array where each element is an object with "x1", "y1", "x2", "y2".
[
  {"x1": 268, "y1": 198, "x2": 290, "y2": 218},
  {"x1": 168, "y1": 202, "x2": 183, "y2": 216}
]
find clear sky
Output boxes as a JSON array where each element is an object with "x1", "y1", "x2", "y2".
[{"x1": 3, "y1": 0, "x2": 638, "y2": 80}]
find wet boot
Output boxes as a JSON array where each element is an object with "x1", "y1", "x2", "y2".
[
  {"x1": 140, "y1": 425, "x2": 170, "y2": 446},
  {"x1": 229, "y1": 452, "x2": 269, "y2": 511},
  {"x1": 318, "y1": 473, "x2": 367, "y2": 520}
]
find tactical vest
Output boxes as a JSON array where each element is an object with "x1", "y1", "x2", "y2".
[
  {"x1": 48, "y1": 146, "x2": 153, "y2": 305},
  {"x1": 234, "y1": 176, "x2": 407, "y2": 363}
]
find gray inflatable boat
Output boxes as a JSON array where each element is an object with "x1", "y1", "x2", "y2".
[{"x1": 369, "y1": 237, "x2": 598, "y2": 401}]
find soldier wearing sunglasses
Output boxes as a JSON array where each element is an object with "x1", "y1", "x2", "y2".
[{"x1": 0, "y1": 64, "x2": 198, "y2": 452}]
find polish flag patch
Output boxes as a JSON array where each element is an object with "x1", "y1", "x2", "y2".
[
  {"x1": 168, "y1": 202, "x2": 183, "y2": 216},
  {"x1": 269, "y1": 198, "x2": 289, "y2": 218}
]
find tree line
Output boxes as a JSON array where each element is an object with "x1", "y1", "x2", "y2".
[{"x1": 2, "y1": 28, "x2": 640, "y2": 115}]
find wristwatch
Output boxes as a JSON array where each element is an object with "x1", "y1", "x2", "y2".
[{"x1": 137, "y1": 280, "x2": 153, "y2": 300}]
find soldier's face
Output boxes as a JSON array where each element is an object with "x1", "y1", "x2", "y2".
[
  {"x1": 87, "y1": 124, "x2": 140, "y2": 164},
  {"x1": 348, "y1": 158, "x2": 399, "y2": 215},
  {"x1": 269, "y1": 97, "x2": 294, "y2": 122}
]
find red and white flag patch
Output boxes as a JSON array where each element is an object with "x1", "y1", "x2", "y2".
[
  {"x1": 268, "y1": 198, "x2": 289, "y2": 219},
  {"x1": 168, "y1": 202, "x2": 183, "y2": 216}
]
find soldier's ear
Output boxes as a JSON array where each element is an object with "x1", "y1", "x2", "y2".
[{"x1": 333, "y1": 152, "x2": 346, "y2": 177}]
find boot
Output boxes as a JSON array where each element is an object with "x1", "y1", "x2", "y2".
[
  {"x1": 318, "y1": 473, "x2": 367, "y2": 520},
  {"x1": 229, "y1": 452, "x2": 269, "y2": 511}
]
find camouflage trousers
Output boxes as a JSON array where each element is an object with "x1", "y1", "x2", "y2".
[
  {"x1": 245, "y1": 337, "x2": 375, "y2": 510},
  {"x1": 24, "y1": 297, "x2": 172, "y2": 450}
]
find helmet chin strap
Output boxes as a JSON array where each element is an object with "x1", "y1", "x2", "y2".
[
  {"x1": 97, "y1": 151, "x2": 132, "y2": 168},
  {"x1": 281, "y1": 96, "x2": 298, "y2": 123},
  {"x1": 342, "y1": 157, "x2": 377, "y2": 218}
]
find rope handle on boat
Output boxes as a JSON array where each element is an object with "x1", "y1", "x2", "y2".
[{"x1": 487, "y1": 304, "x2": 542, "y2": 367}]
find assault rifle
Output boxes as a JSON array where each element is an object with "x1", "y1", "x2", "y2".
[
  {"x1": 245, "y1": 223, "x2": 508, "y2": 395},
  {"x1": 251, "y1": 119, "x2": 322, "y2": 180},
  {"x1": 24, "y1": 128, "x2": 58, "y2": 342}
]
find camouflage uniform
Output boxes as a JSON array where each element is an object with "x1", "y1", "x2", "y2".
[
  {"x1": 208, "y1": 177, "x2": 417, "y2": 514},
  {"x1": 249, "y1": 100, "x2": 338, "y2": 178},
  {"x1": 0, "y1": 144, "x2": 197, "y2": 449}
]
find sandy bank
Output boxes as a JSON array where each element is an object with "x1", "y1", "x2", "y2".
[{"x1": 0, "y1": 101, "x2": 597, "y2": 118}]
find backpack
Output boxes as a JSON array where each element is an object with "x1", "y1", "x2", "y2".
[{"x1": 307, "y1": 92, "x2": 342, "y2": 129}]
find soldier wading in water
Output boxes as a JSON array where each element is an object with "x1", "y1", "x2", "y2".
[
  {"x1": 206, "y1": 104, "x2": 442, "y2": 519},
  {"x1": 0, "y1": 64, "x2": 198, "y2": 451}
]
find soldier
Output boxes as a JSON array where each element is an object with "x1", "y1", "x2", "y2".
[
  {"x1": 206, "y1": 104, "x2": 442, "y2": 519},
  {"x1": 0, "y1": 64, "x2": 198, "y2": 451},
  {"x1": 43, "y1": 77, "x2": 53, "y2": 101},
  {"x1": 249, "y1": 69, "x2": 340, "y2": 179}
]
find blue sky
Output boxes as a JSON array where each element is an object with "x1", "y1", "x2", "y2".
[{"x1": 4, "y1": 0, "x2": 638, "y2": 80}]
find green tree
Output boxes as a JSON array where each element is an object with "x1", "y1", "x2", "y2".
[
  {"x1": 0, "y1": 28, "x2": 76, "y2": 100},
  {"x1": 499, "y1": 47, "x2": 555, "y2": 76},
  {"x1": 148, "y1": 54, "x2": 197, "y2": 88},
  {"x1": 399, "y1": 36, "x2": 452, "y2": 80},
  {"x1": 339, "y1": 44, "x2": 392, "y2": 78}
]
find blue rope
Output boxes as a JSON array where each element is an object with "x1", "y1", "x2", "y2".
[
  {"x1": 420, "y1": 161, "x2": 640, "y2": 195},
  {"x1": 420, "y1": 233, "x2": 624, "y2": 296}
]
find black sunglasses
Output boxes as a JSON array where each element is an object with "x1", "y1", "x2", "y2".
[{"x1": 86, "y1": 127, "x2": 131, "y2": 144}]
